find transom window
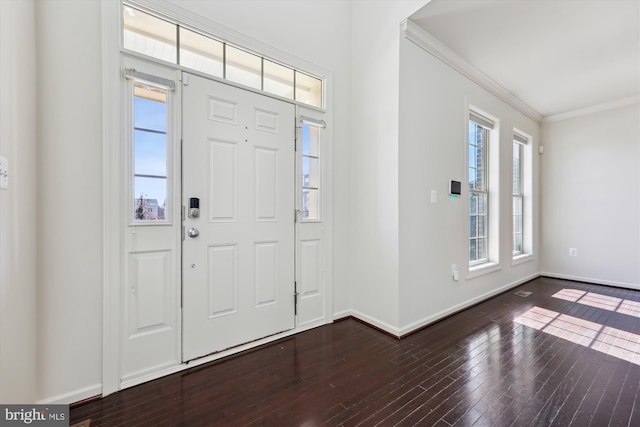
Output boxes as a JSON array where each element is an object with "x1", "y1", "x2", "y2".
[{"x1": 123, "y1": 5, "x2": 323, "y2": 108}]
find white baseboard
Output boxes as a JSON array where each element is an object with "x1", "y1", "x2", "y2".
[
  {"x1": 121, "y1": 364, "x2": 187, "y2": 390},
  {"x1": 348, "y1": 310, "x2": 401, "y2": 336},
  {"x1": 37, "y1": 383, "x2": 102, "y2": 405},
  {"x1": 332, "y1": 274, "x2": 540, "y2": 338},
  {"x1": 398, "y1": 273, "x2": 539, "y2": 336},
  {"x1": 539, "y1": 272, "x2": 640, "y2": 291},
  {"x1": 332, "y1": 309, "x2": 353, "y2": 321}
]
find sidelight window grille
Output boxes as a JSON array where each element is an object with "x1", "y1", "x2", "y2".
[
  {"x1": 301, "y1": 123, "x2": 321, "y2": 220},
  {"x1": 133, "y1": 82, "x2": 168, "y2": 221}
]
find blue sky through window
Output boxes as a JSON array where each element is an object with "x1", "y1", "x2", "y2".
[{"x1": 134, "y1": 94, "x2": 167, "y2": 211}]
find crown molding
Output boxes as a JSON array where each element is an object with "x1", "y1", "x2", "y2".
[
  {"x1": 542, "y1": 95, "x2": 640, "y2": 123},
  {"x1": 401, "y1": 19, "x2": 543, "y2": 124}
]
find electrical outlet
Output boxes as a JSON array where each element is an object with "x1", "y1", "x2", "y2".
[{"x1": 569, "y1": 248, "x2": 577, "y2": 256}]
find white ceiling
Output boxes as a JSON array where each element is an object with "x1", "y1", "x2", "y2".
[{"x1": 409, "y1": 0, "x2": 640, "y2": 118}]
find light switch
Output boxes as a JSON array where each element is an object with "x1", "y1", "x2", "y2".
[
  {"x1": 430, "y1": 189, "x2": 437, "y2": 203},
  {"x1": 0, "y1": 156, "x2": 8, "y2": 190}
]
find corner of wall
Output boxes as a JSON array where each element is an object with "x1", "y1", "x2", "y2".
[{"x1": 0, "y1": 0, "x2": 38, "y2": 404}]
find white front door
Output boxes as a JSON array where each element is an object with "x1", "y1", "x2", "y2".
[{"x1": 182, "y1": 73, "x2": 295, "y2": 361}]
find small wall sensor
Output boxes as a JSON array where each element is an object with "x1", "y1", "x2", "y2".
[{"x1": 449, "y1": 180, "x2": 461, "y2": 197}]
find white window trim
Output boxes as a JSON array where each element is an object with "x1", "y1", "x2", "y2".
[
  {"x1": 467, "y1": 106, "x2": 500, "y2": 277},
  {"x1": 468, "y1": 262, "x2": 502, "y2": 279},
  {"x1": 512, "y1": 128, "x2": 534, "y2": 263},
  {"x1": 512, "y1": 253, "x2": 534, "y2": 266},
  {"x1": 127, "y1": 76, "x2": 175, "y2": 226},
  {"x1": 512, "y1": 140, "x2": 524, "y2": 256}
]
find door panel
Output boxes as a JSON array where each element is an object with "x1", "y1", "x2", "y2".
[
  {"x1": 295, "y1": 109, "x2": 327, "y2": 328},
  {"x1": 121, "y1": 57, "x2": 181, "y2": 384},
  {"x1": 182, "y1": 74, "x2": 295, "y2": 361}
]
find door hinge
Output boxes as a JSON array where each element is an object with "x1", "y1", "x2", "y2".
[
  {"x1": 182, "y1": 73, "x2": 189, "y2": 86},
  {"x1": 294, "y1": 281, "x2": 299, "y2": 316}
]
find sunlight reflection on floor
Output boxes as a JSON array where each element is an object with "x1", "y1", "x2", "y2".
[
  {"x1": 514, "y1": 305, "x2": 640, "y2": 365},
  {"x1": 552, "y1": 289, "x2": 640, "y2": 318}
]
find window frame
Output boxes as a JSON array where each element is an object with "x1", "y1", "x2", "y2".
[
  {"x1": 126, "y1": 73, "x2": 176, "y2": 226},
  {"x1": 468, "y1": 122, "x2": 490, "y2": 266},
  {"x1": 467, "y1": 107, "x2": 500, "y2": 276},
  {"x1": 298, "y1": 115, "x2": 325, "y2": 222},
  {"x1": 512, "y1": 138, "x2": 524, "y2": 256},
  {"x1": 512, "y1": 129, "x2": 533, "y2": 264},
  {"x1": 122, "y1": 3, "x2": 323, "y2": 109}
]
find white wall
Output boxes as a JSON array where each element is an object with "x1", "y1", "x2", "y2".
[
  {"x1": 397, "y1": 36, "x2": 540, "y2": 332},
  {"x1": 348, "y1": 0, "x2": 427, "y2": 332},
  {"x1": 541, "y1": 103, "x2": 640, "y2": 288},
  {"x1": 0, "y1": 0, "x2": 38, "y2": 404},
  {"x1": 35, "y1": 0, "x2": 104, "y2": 402}
]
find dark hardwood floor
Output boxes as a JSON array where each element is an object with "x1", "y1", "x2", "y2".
[{"x1": 71, "y1": 277, "x2": 640, "y2": 426}]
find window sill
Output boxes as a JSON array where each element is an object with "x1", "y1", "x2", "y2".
[
  {"x1": 467, "y1": 262, "x2": 501, "y2": 279},
  {"x1": 512, "y1": 253, "x2": 534, "y2": 266}
]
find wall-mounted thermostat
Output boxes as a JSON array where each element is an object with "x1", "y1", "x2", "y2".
[{"x1": 449, "y1": 180, "x2": 461, "y2": 197}]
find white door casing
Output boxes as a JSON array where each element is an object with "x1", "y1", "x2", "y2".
[
  {"x1": 182, "y1": 73, "x2": 296, "y2": 361},
  {"x1": 103, "y1": 2, "x2": 334, "y2": 395}
]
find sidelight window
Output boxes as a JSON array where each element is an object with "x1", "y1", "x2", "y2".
[
  {"x1": 132, "y1": 82, "x2": 168, "y2": 222},
  {"x1": 300, "y1": 119, "x2": 324, "y2": 220}
]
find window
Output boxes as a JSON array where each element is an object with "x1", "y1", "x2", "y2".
[
  {"x1": 512, "y1": 137, "x2": 524, "y2": 255},
  {"x1": 263, "y1": 60, "x2": 294, "y2": 100},
  {"x1": 225, "y1": 45, "x2": 262, "y2": 90},
  {"x1": 295, "y1": 72, "x2": 323, "y2": 109},
  {"x1": 132, "y1": 82, "x2": 168, "y2": 221},
  {"x1": 468, "y1": 114, "x2": 490, "y2": 264},
  {"x1": 179, "y1": 27, "x2": 224, "y2": 78},
  {"x1": 122, "y1": 4, "x2": 323, "y2": 108},
  {"x1": 468, "y1": 108, "x2": 500, "y2": 273},
  {"x1": 512, "y1": 130, "x2": 532, "y2": 260},
  {"x1": 300, "y1": 118, "x2": 324, "y2": 220},
  {"x1": 123, "y1": 7, "x2": 176, "y2": 63}
]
